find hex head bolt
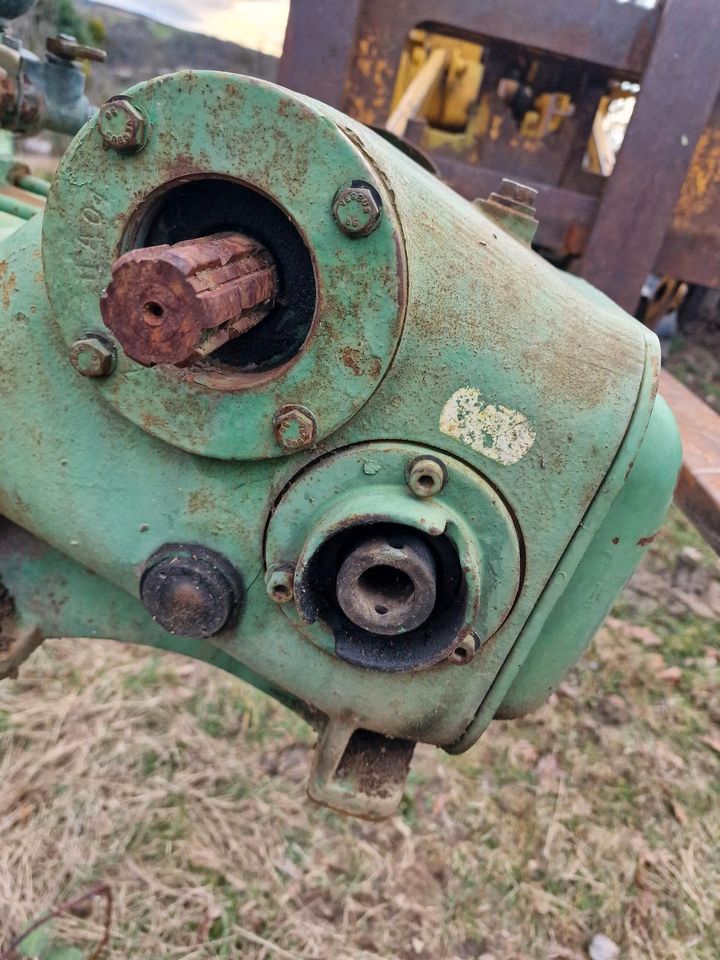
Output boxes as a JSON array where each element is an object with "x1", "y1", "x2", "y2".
[
  {"x1": 68, "y1": 335, "x2": 116, "y2": 378},
  {"x1": 332, "y1": 180, "x2": 382, "y2": 237},
  {"x1": 273, "y1": 405, "x2": 317, "y2": 452},
  {"x1": 98, "y1": 97, "x2": 150, "y2": 154}
]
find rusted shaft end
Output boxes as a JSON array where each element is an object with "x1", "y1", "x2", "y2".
[
  {"x1": 336, "y1": 532, "x2": 437, "y2": 636},
  {"x1": 100, "y1": 232, "x2": 277, "y2": 366}
]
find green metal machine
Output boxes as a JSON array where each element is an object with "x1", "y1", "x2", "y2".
[{"x1": 0, "y1": 63, "x2": 680, "y2": 818}]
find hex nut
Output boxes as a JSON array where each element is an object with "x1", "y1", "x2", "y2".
[
  {"x1": 448, "y1": 633, "x2": 477, "y2": 665},
  {"x1": 98, "y1": 97, "x2": 149, "y2": 154},
  {"x1": 406, "y1": 456, "x2": 448, "y2": 497},
  {"x1": 332, "y1": 180, "x2": 382, "y2": 237},
  {"x1": 69, "y1": 335, "x2": 116, "y2": 378},
  {"x1": 273, "y1": 405, "x2": 317, "y2": 451},
  {"x1": 266, "y1": 565, "x2": 295, "y2": 604}
]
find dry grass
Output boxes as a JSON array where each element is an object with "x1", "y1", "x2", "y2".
[{"x1": 1, "y1": 510, "x2": 718, "y2": 960}]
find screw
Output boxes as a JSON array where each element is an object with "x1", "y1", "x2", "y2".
[
  {"x1": 406, "y1": 456, "x2": 448, "y2": 498},
  {"x1": 448, "y1": 632, "x2": 477, "y2": 665},
  {"x1": 266, "y1": 565, "x2": 295, "y2": 604},
  {"x1": 332, "y1": 180, "x2": 382, "y2": 237},
  {"x1": 98, "y1": 96, "x2": 149, "y2": 154},
  {"x1": 273, "y1": 405, "x2": 317, "y2": 451},
  {"x1": 69, "y1": 335, "x2": 116, "y2": 378}
]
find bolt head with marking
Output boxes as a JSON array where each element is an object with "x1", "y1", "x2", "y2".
[
  {"x1": 332, "y1": 181, "x2": 382, "y2": 238},
  {"x1": 98, "y1": 97, "x2": 149, "y2": 154},
  {"x1": 69, "y1": 335, "x2": 116, "y2": 378},
  {"x1": 273, "y1": 405, "x2": 317, "y2": 452}
]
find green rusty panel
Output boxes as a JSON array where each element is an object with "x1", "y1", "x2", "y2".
[
  {"x1": 0, "y1": 72, "x2": 681, "y2": 763},
  {"x1": 496, "y1": 394, "x2": 681, "y2": 717}
]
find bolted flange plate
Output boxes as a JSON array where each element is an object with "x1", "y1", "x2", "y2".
[
  {"x1": 42, "y1": 71, "x2": 406, "y2": 460},
  {"x1": 265, "y1": 442, "x2": 522, "y2": 672}
]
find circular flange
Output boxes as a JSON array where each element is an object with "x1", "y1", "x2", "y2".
[
  {"x1": 42, "y1": 72, "x2": 406, "y2": 460},
  {"x1": 265, "y1": 442, "x2": 522, "y2": 672}
]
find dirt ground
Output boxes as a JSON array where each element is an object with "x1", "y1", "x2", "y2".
[{"x1": 0, "y1": 508, "x2": 718, "y2": 960}]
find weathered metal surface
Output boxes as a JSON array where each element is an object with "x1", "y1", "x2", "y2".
[
  {"x1": 101, "y1": 232, "x2": 277, "y2": 366},
  {"x1": 45, "y1": 34, "x2": 107, "y2": 64},
  {"x1": 0, "y1": 72, "x2": 681, "y2": 815},
  {"x1": 279, "y1": 0, "x2": 660, "y2": 112},
  {"x1": 308, "y1": 717, "x2": 416, "y2": 820},
  {"x1": 577, "y1": 0, "x2": 720, "y2": 311},
  {"x1": 659, "y1": 370, "x2": 720, "y2": 555}
]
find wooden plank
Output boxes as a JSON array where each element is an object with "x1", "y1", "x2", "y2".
[{"x1": 660, "y1": 370, "x2": 720, "y2": 554}]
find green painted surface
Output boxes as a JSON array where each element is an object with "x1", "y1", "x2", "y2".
[
  {"x1": 497, "y1": 394, "x2": 682, "y2": 716},
  {"x1": 0, "y1": 72, "x2": 681, "y2": 766}
]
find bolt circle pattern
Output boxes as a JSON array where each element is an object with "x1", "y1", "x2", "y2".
[{"x1": 42, "y1": 72, "x2": 406, "y2": 460}]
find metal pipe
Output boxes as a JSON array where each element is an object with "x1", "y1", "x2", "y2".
[
  {"x1": 336, "y1": 532, "x2": 437, "y2": 635},
  {"x1": 15, "y1": 174, "x2": 50, "y2": 197},
  {"x1": 0, "y1": 192, "x2": 38, "y2": 220}
]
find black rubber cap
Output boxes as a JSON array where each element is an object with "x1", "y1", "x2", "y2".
[{"x1": 140, "y1": 544, "x2": 243, "y2": 638}]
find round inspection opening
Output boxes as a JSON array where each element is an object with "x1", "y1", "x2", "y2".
[
  {"x1": 417, "y1": 474, "x2": 435, "y2": 490},
  {"x1": 124, "y1": 176, "x2": 317, "y2": 376}
]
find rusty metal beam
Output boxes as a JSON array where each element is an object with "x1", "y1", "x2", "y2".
[
  {"x1": 660, "y1": 370, "x2": 720, "y2": 555},
  {"x1": 577, "y1": 0, "x2": 720, "y2": 312},
  {"x1": 278, "y1": 0, "x2": 363, "y2": 107}
]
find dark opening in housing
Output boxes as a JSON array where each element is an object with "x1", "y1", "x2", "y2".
[
  {"x1": 130, "y1": 177, "x2": 316, "y2": 374},
  {"x1": 296, "y1": 522, "x2": 468, "y2": 673}
]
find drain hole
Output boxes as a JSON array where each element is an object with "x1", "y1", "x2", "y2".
[{"x1": 142, "y1": 300, "x2": 165, "y2": 326}]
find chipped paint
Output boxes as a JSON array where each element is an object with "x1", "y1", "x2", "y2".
[{"x1": 439, "y1": 388, "x2": 536, "y2": 465}]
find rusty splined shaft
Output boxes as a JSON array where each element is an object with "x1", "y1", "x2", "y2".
[{"x1": 100, "y1": 232, "x2": 278, "y2": 367}]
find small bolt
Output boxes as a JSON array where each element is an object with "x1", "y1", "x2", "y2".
[
  {"x1": 69, "y1": 335, "x2": 116, "y2": 378},
  {"x1": 497, "y1": 178, "x2": 537, "y2": 210},
  {"x1": 332, "y1": 180, "x2": 382, "y2": 238},
  {"x1": 406, "y1": 456, "x2": 448, "y2": 498},
  {"x1": 448, "y1": 633, "x2": 477, "y2": 665},
  {"x1": 266, "y1": 565, "x2": 295, "y2": 604},
  {"x1": 98, "y1": 96, "x2": 149, "y2": 154},
  {"x1": 273, "y1": 405, "x2": 317, "y2": 451}
]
